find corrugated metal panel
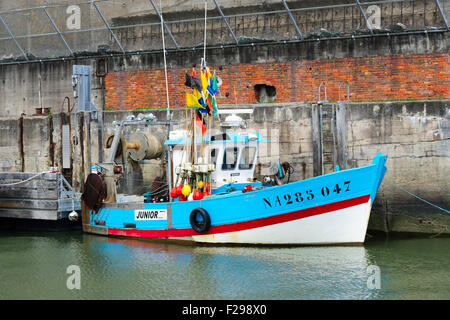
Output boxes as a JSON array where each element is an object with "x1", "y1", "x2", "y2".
[
  {"x1": 62, "y1": 124, "x2": 71, "y2": 169},
  {"x1": 73, "y1": 65, "x2": 96, "y2": 112}
]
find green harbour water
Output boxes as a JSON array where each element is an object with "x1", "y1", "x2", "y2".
[{"x1": 0, "y1": 230, "x2": 449, "y2": 300}]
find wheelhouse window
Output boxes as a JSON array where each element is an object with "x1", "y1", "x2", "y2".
[
  {"x1": 210, "y1": 148, "x2": 219, "y2": 166},
  {"x1": 239, "y1": 146, "x2": 256, "y2": 170},
  {"x1": 222, "y1": 147, "x2": 238, "y2": 170}
]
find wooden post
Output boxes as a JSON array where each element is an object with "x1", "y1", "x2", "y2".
[
  {"x1": 78, "y1": 113, "x2": 85, "y2": 192},
  {"x1": 336, "y1": 102, "x2": 348, "y2": 170},
  {"x1": 19, "y1": 115, "x2": 25, "y2": 172},
  {"x1": 85, "y1": 112, "x2": 91, "y2": 178},
  {"x1": 48, "y1": 115, "x2": 55, "y2": 167},
  {"x1": 311, "y1": 103, "x2": 323, "y2": 177},
  {"x1": 97, "y1": 111, "x2": 104, "y2": 164}
]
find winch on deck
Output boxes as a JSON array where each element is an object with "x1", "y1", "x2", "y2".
[{"x1": 86, "y1": 114, "x2": 174, "y2": 205}]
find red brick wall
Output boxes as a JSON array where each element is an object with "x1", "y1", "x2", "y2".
[{"x1": 105, "y1": 53, "x2": 449, "y2": 110}]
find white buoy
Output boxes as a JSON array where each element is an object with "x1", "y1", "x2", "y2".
[{"x1": 68, "y1": 211, "x2": 78, "y2": 221}]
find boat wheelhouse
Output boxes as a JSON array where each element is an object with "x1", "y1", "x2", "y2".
[{"x1": 166, "y1": 131, "x2": 268, "y2": 188}]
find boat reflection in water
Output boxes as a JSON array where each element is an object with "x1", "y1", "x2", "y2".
[
  {"x1": 9, "y1": 231, "x2": 450, "y2": 300},
  {"x1": 82, "y1": 233, "x2": 397, "y2": 299}
]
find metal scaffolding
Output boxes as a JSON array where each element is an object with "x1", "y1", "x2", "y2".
[{"x1": 0, "y1": 0, "x2": 448, "y2": 64}]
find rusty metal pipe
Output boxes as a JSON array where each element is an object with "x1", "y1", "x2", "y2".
[
  {"x1": 60, "y1": 96, "x2": 73, "y2": 183},
  {"x1": 19, "y1": 115, "x2": 24, "y2": 172}
]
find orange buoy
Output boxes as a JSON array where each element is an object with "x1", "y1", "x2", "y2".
[
  {"x1": 170, "y1": 187, "x2": 179, "y2": 198},
  {"x1": 176, "y1": 184, "x2": 183, "y2": 196},
  {"x1": 193, "y1": 189, "x2": 202, "y2": 200}
]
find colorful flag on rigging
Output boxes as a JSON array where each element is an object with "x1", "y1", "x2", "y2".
[
  {"x1": 184, "y1": 72, "x2": 202, "y2": 92},
  {"x1": 209, "y1": 93, "x2": 218, "y2": 116},
  {"x1": 185, "y1": 92, "x2": 193, "y2": 107},
  {"x1": 205, "y1": 95, "x2": 213, "y2": 115},
  {"x1": 193, "y1": 89, "x2": 207, "y2": 112},
  {"x1": 212, "y1": 71, "x2": 218, "y2": 93},
  {"x1": 199, "y1": 91, "x2": 210, "y2": 114},
  {"x1": 201, "y1": 71, "x2": 209, "y2": 94},
  {"x1": 195, "y1": 109, "x2": 207, "y2": 135},
  {"x1": 188, "y1": 67, "x2": 220, "y2": 117},
  {"x1": 186, "y1": 92, "x2": 202, "y2": 108},
  {"x1": 207, "y1": 68, "x2": 212, "y2": 81}
]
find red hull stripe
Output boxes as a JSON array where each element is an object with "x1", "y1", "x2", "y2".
[{"x1": 108, "y1": 194, "x2": 370, "y2": 238}]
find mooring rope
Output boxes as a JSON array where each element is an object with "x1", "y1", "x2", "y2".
[
  {"x1": 0, "y1": 171, "x2": 52, "y2": 187},
  {"x1": 385, "y1": 177, "x2": 449, "y2": 214}
]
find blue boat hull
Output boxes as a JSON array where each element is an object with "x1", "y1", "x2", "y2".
[{"x1": 82, "y1": 153, "x2": 387, "y2": 245}]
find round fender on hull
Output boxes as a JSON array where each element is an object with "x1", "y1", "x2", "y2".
[{"x1": 190, "y1": 208, "x2": 211, "y2": 233}]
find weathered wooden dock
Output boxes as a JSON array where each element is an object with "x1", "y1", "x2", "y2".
[{"x1": 0, "y1": 172, "x2": 81, "y2": 221}]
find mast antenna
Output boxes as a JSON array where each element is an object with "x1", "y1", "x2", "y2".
[
  {"x1": 160, "y1": 0, "x2": 170, "y2": 121},
  {"x1": 203, "y1": 0, "x2": 207, "y2": 67},
  {"x1": 159, "y1": 0, "x2": 173, "y2": 199}
]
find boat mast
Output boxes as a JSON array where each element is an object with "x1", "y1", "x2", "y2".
[
  {"x1": 170, "y1": 0, "x2": 218, "y2": 200},
  {"x1": 159, "y1": 1, "x2": 173, "y2": 200},
  {"x1": 200, "y1": 0, "x2": 207, "y2": 166},
  {"x1": 203, "y1": 0, "x2": 207, "y2": 66}
]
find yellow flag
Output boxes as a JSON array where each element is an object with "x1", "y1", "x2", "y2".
[
  {"x1": 190, "y1": 90, "x2": 203, "y2": 108},
  {"x1": 185, "y1": 92, "x2": 195, "y2": 108},
  {"x1": 201, "y1": 71, "x2": 209, "y2": 94},
  {"x1": 193, "y1": 89, "x2": 201, "y2": 102}
]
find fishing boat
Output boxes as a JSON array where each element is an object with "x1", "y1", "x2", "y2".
[
  {"x1": 80, "y1": 113, "x2": 387, "y2": 245},
  {"x1": 79, "y1": 2, "x2": 388, "y2": 246}
]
